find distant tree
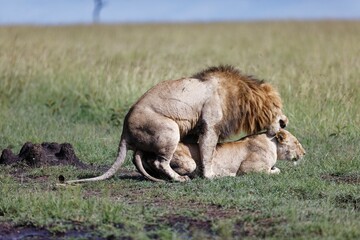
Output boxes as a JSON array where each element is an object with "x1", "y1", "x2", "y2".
[{"x1": 93, "y1": 0, "x2": 106, "y2": 23}]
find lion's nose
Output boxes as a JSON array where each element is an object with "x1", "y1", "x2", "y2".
[
  {"x1": 297, "y1": 152, "x2": 305, "y2": 159},
  {"x1": 279, "y1": 119, "x2": 286, "y2": 128}
]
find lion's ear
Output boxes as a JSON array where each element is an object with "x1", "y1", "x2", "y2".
[{"x1": 276, "y1": 131, "x2": 287, "y2": 143}]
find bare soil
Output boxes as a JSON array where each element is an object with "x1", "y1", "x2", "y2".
[
  {"x1": 0, "y1": 222, "x2": 119, "y2": 240},
  {"x1": 321, "y1": 173, "x2": 360, "y2": 184},
  {"x1": 334, "y1": 194, "x2": 359, "y2": 212}
]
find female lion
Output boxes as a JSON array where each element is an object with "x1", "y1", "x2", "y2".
[{"x1": 134, "y1": 129, "x2": 305, "y2": 181}]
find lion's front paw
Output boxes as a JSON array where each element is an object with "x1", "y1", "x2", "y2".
[
  {"x1": 203, "y1": 171, "x2": 216, "y2": 179},
  {"x1": 270, "y1": 167, "x2": 281, "y2": 174},
  {"x1": 182, "y1": 175, "x2": 191, "y2": 181}
]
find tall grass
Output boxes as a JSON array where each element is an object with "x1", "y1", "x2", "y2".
[
  {"x1": 1, "y1": 23, "x2": 359, "y2": 132},
  {"x1": 0, "y1": 22, "x2": 359, "y2": 238}
]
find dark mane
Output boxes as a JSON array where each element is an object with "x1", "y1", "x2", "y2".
[
  {"x1": 191, "y1": 65, "x2": 283, "y2": 138},
  {"x1": 192, "y1": 65, "x2": 264, "y2": 85}
]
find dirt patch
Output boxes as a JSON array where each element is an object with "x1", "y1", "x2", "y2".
[
  {"x1": 0, "y1": 222, "x2": 126, "y2": 240},
  {"x1": 233, "y1": 216, "x2": 286, "y2": 238},
  {"x1": 155, "y1": 211, "x2": 286, "y2": 239},
  {"x1": 162, "y1": 215, "x2": 214, "y2": 238},
  {"x1": 321, "y1": 173, "x2": 360, "y2": 184},
  {"x1": 0, "y1": 142, "x2": 88, "y2": 168},
  {"x1": 0, "y1": 222, "x2": 52, "y2": 240},
  {"x1": 334, "y1": 194, "x2": 359, "y2": 211},
  {"x1": 19, "y1": 174, "x2": 52, "y2": 184},
  {"x1": 129, "y1": 193, "x2": 284, "y2": 238},
  {"x1": 124, "y1": 191, "x2": 241, "y2": 220}
]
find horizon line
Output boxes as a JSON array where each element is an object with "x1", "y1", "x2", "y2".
[{"x1": 1, "y1": 18, "x2": 360, "y2": 27}]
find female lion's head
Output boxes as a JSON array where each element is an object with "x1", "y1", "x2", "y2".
[{"x1": 275, "y1": 129, "x2": 305, "y2": 164}]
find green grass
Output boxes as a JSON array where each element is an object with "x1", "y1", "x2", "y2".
[{"x1": 1, "y1": 22, "x2": 360, "y2": 239}]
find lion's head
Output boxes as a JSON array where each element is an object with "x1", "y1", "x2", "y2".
[
  {"x1": 197, "y1": 65, "x2": 288, "y2": 139},
  {"x1": 255, "y1": 82, "x2": 288, "y2": 135},
  {"x1": 275, "y1": 129, "x2": 305, "y2": 164}
]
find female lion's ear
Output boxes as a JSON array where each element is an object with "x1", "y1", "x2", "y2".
[{"x1": 276, "y1": 130, "x2": 286, "y2": 143}]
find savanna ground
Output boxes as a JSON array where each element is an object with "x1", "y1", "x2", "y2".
[{"x1": 0, "y1": 22, "x2": 359, "y2": 239}]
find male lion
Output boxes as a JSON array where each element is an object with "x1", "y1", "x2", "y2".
[
  {"x1": 134, "y1": 129, "x2": 305, "y2": 181},
  {"x1": 66, "y1": 65, "x2": 287, "y2": 183}
]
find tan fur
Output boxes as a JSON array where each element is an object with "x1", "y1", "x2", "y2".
[
  {"x1": 137, "y1": 129, "x2": 305, "y2": 179},
  {"x1": 65, "y1": 65, "x2": 287, "y2": 183}
]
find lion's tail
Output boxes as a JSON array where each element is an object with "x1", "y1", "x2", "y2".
[
  {"x1": 65, "y1": 139, "x2": 128, "y2": 184},
  {"x1": 133, "y1": 151, "x2": 165, "y2": 182}
]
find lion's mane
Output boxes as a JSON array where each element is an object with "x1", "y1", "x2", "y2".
[{"x1": 192, "y1": 65, "x2": 283, "y2": 139}]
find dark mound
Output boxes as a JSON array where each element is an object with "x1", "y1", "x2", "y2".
[{"x1": 0, "y1": 142, "x2": 87, "y2": 169}]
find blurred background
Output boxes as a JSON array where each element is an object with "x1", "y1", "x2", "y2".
[{"x1": 1, "y1": 0, "x2": 360, "y2": 25}]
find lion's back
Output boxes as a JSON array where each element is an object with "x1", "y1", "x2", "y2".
[{"x1": 132, "y1": 77, "x2": 216, "y2": 134}]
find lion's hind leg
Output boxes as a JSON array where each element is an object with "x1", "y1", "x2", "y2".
[
  {"x1": 150, "y1": 121, "x2": 191, "y2": 182},
  {"x1": 239, "y1": 159, "x2": 281, "y2": 175},
  {"x1": 238, "y1": 156, "x2": 271, "y2": 175},
  {"x1": 129, "y1": 113, "x2": 190, "y2": 182},
  {"x1": 133, "y1": 151, "x2": 165, "y2": 182}
]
